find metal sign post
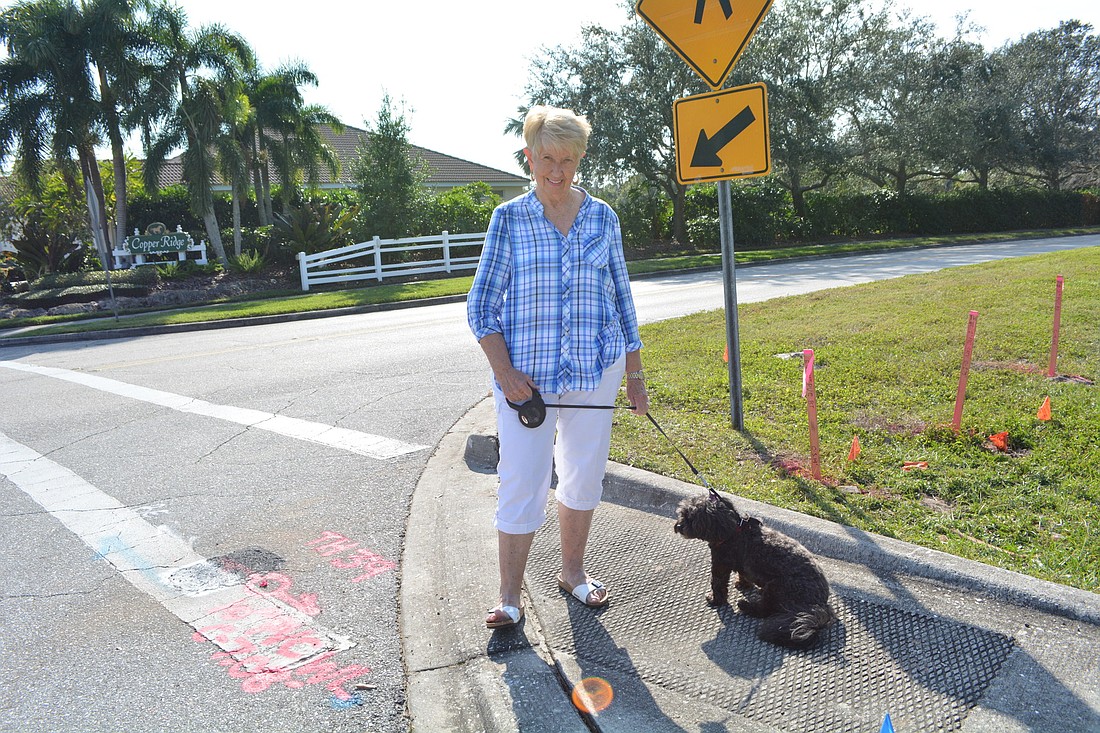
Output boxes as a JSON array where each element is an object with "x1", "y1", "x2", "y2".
[
  {"x1": 717, "y1": 180, "x2": 744, "y2": 431},
  {"x1": 636, "y1": 0, "x2": 773, "y2": 433}
]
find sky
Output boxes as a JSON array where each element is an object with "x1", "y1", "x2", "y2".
[{"x1": 9, "y1": 0, "x2": 1098, "y2": 176}]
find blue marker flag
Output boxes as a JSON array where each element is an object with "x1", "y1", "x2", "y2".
[{"x1": 880, "y1": 712, "x2": 895, "y2": 733}]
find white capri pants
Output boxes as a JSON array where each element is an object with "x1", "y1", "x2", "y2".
[{"x1": 492, "y1": 355, "x2": 626, "y2": 535}]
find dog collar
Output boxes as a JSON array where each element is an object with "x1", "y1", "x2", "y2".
[{"x1": 709, "y1": 518, "x2": 748, "y2": 548}]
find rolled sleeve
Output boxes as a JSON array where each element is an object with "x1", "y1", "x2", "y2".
[
  {"x1": 467, "y1": 207, "x2": 511, "y2": 341},
  {"x1": 607, "y1": 212, "x2": 643, "y2": 354}
]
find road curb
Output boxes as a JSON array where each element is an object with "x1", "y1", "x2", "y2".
[{"x1": 460, "y1": 397, "x2": 1100, "y2": 626}]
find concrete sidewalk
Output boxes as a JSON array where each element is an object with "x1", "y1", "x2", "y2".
[{"x1": 402, "y1": 396, "x2": 1100, "y2": 733}]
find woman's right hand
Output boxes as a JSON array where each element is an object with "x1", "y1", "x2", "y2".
[{"x1": 496, "y1": 366, "x2": 537, "y2": 404}]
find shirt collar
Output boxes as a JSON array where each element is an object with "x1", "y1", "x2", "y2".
[{"x1": 524, "y1": 186, "x2": 591, "y2": 219}]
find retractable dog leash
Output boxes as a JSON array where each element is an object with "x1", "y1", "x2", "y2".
[{"x1": 507, "y1": 388, "x2": 723, "y2": 501}]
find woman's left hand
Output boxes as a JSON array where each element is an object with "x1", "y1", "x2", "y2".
[{"x1": 626, "y1": 377, "x2": 649, "y2": 416}]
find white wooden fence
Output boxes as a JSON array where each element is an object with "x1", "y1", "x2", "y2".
[{"x1": 296, "y1": 230, "x2": 486, "y2": 291}]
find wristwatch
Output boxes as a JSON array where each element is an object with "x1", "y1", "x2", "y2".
[{"x1": 626, "y1": 370, "x2": 646, "y2": 381}]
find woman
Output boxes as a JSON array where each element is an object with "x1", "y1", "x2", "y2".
[{"x1": 467, "y1": 105, "x2": 649, "y2": 629}]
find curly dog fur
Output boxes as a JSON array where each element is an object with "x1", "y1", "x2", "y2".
[{"x1": 674, "y1": 491, "x2": 836, "y2": 649}]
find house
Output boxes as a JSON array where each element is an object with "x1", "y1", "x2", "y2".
[{"x1": 154, "y1": 123, "x2": 531, "y2": 202}]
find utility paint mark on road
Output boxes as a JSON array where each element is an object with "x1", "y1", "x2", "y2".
[
  {"x1": 0, "y1": 360, "x2": 427, "y2": 459},
  {"x1": 0, "y1": 431, "x2": 354, "y2": 671}
]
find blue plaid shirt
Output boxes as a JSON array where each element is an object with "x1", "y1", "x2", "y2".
[{"x1": 467, "y1": 188, "x2": 643, "y2": 394}]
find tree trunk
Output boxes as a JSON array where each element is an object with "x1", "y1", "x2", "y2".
[
  {"x1": 78, "y1": 143, "x2": 114, "y2": 270},
  {"x1": 259, "y1": 162, "x2": 274, "y2": 224},
  {"x1": 250, "y1": 133, "x2": 270, "y2": 226},
  {"x1": 789, "y1": 168, "x2": 808, "y2": 220},
  {"x1": 670, "y1": 183, "x2": 687, "y2": 246},
  {"x1": 98, "y1": 68, "x2": 129, "y2": 248},
  {"x1": 202, "y1": 203, "x2": 229, "y2": 266},
  {"x1": 231, "y1": 184, "x2": 242, "y2": 258}
]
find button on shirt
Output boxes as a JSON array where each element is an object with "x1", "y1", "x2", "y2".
[{"x1": 467, "y1": 189, "x2": 643, "y2": 394}]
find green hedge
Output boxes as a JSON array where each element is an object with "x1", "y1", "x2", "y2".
[
  {"x1": 681, "y1": 187, "x2": 1100, "y2": 248},
  {"x1": 6, "y1": 282, "x2": 153, "y2": 308},
  {"x1": 4, "y1": 268, "x2": 159, "y2": 309},
  {"x1": 33, "y1": 268, "x2": 159, "y2": 289}
]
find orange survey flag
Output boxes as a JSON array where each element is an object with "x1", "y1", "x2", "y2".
[
  {"x1": 1037, "y1": 396, "x2": 1052, "y2": 421},
  {"x1": 847, "y1": 435, "x2": 862, "y2": 461},
  {"x1": 989, "y1": 431, "x2": 1009, "y2": 451}
]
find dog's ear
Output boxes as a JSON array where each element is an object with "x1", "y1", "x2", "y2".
[{"x1": 741, "y1": 517, "x2": 763, "y2": 532}]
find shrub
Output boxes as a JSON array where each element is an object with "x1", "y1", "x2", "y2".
[
  {"x1": 416, "y1": 182, "x2": 500, "y2": 236},
  {"x1": 156, "y1": 262, "x2": 185, "y2": 281},
  {"x1": 597, "y1": 177, "x2": 670, "y2": 253},
  {"x1": 34, "y1": 268, "x2": 158, "y2": 289},
  {"x1": 274, "y1": 199, "x2": 359, "y2": 255},
  {"x1": 6, "y1": 284, "x2": 148, "y2": 308},
  {"x1": 229, "y1": 250, "x2": 266, "y2": 274}
]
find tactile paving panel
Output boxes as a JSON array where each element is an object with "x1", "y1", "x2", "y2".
[{"x1": 528, "y1": 501, "x2": 1016, "y2": 733}]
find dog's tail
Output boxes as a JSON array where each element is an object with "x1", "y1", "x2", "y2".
[{"x1": 758, "y1": 605, "x2": 837, "y2": 649}]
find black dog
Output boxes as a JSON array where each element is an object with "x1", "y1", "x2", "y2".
[{"x1": 674, "y1": 491, "x2": 836, "y2": 649}]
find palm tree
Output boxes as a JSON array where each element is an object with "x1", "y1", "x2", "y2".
[
  {"x1": 0, "y1": 0, "x2": 118, "y2": 270},
  {"x1": 215, "y1": 80, "x2": 254, "y2": 257},
  {"x1": 245, "y1": 63, "x2": 342, "y2": 224},
  {"x1": 140, "y1": 1, "x2": 254, "y2": 265},
  {"x1": 84, "y1": 0, "x2": 158, "y2": 249}
]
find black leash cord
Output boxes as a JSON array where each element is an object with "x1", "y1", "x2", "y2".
[
  {"x1": 643, "y1": 412, "x2": 714, "y2": 491},
  {"x1": 519, "y1": 399, "x2": 722, "y2": 498}
]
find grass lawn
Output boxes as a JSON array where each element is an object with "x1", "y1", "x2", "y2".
[
  {"x1": 609, "y1": 246, "x2": 1099, "y2": 592},
  {"x1": 5, "y1": 230, "x2": 1098, "y2": 591},
  {"x1": 6, "y1": 227, "x2": 1096, "y2": 338}
]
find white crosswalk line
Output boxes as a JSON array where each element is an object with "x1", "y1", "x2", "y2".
[
  {"x1": 0, "y1": 360, "x2": 427, "y2": 459},
  {"x1": 0, "y1": 431, "x2": 354, "y2": 671}
]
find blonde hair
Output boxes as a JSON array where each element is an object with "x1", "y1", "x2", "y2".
[{"x1": 523, "y1": 105, "x2": 591, "y2": 159}]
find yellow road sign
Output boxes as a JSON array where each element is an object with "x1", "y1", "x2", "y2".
[
  {"x1": 673, "y1": 83, "x2": 770, "y2": 184},
  {"x1": 636, "y1": 0, "x2": 774, "y2": 89}
]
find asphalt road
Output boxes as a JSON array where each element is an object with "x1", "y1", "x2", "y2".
[{"x1": 0, "y1": 234, "x2": 1095, "y2": 732}]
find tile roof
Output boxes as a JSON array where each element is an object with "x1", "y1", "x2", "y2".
[{"x1": 155, "y1": 123, "x2": 529, "y2": 191}]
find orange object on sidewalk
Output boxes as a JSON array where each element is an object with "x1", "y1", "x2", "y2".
[
  {"x1": 847, "y1": 435, "x2": 862, "y2": 461},
  {"x1": 1037, "y1": 396, "x2": 1052, "y2": 421}
]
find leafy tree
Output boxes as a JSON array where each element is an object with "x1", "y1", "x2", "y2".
[
  {"x1": 245, "y1": 62, "x2": 342, "y2": 224},
  {"x1": 84, "y1": 0, "x2": 156, "y2": 249},
  {"x1": 1001, "y1": 21, "x2": 1100, "y2": 190},
  {"x1": 0, "y1": 166, "x2": 90, "y2": 278},
  {"x1": 929, "y1": 40, "x2": 1016, "y2": 190},
  {"x1": 0, "y1": 0, "x2": 113, "y2": 266},
  {"x1": 733, "y1": 0, "x2": 895, "y2": 216},
  {"x1": 517, "y1": 15, "x2": 707, "y2": 244},
  {"x1": 843, "y1": 12, "x2": 956, "y2": 194},
  {"x1": 352, "y1": 94, "x2": 427, "y2": 239},
  {"x1": 140, "y1": 1, "x2": 254, "y2": 265}
]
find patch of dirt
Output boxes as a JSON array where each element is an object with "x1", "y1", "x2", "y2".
[
  {"x1": 972, "y1": 360, "x2": 1044, "y2": 374},
  {"x1": 920, "y1": 495, "x2": 954, "y2": 514}
]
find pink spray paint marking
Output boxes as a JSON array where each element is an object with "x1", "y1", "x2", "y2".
[
  {"x1": 193, "y1": 532, "x2": 396, "y2": 699},
  {"x1": 952, "y1": 311, "x2": 980, "y2": 432},
  {"x1": 307, "y1": 530, "x2": 397, "y2": 582},
  {"x1": 1047, "y1": 275, "x2": 1064, "y2": 378},
  {"x1": 192, "y1": 570, "x2": 370, "y2": 700},
  {"x1": 803, "y1": 349, "x2": 823, "y2": 481}
]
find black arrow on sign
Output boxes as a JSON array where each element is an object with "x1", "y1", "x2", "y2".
[
  {"x1": 691, "y1": 105, "x2": 756, "y2": 167},
  {"x1": 695, "y1": 0, "x2": 734, "y2": 24}
]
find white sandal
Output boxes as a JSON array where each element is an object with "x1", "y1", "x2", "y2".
[
  {"x1": 486, "y1": 604, "x2": 523, "y2": 628},
  {"x1": 558, "y1": 577, "x2": 610, "y2": 608}
]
